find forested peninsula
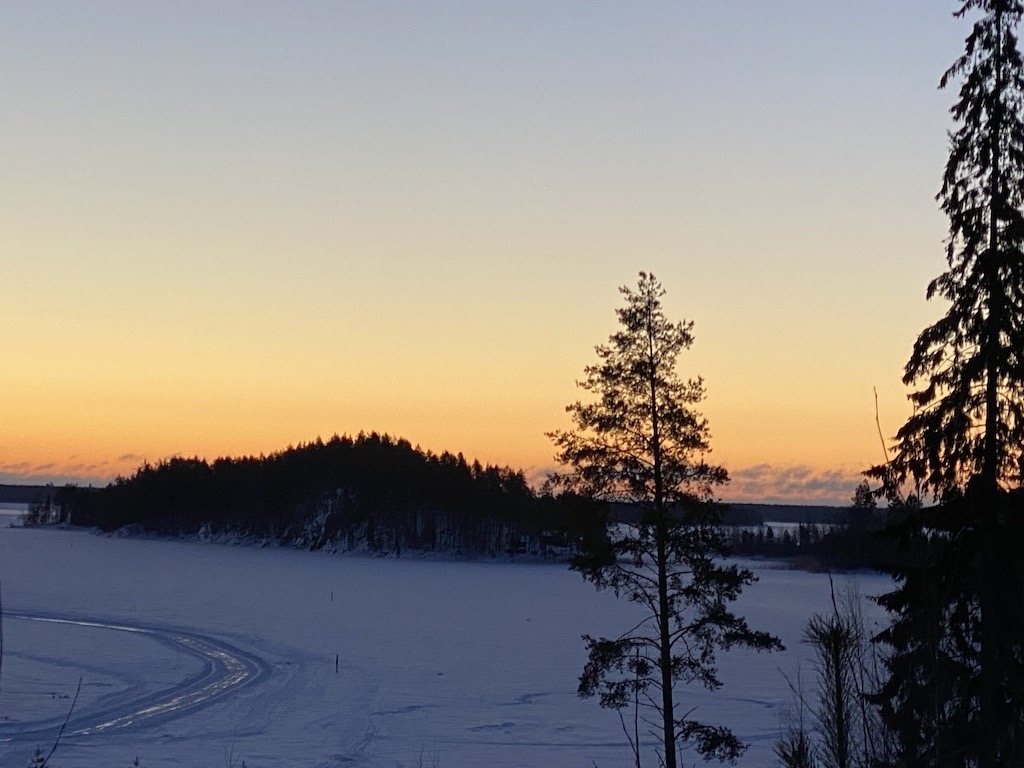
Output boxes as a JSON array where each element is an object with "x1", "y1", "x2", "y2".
[
  {"x1": 35, "y1": 432, "x2": 601, "y2": 557},
  {"x1": 21, "y1": 431, "x2": 906, "y2": 569}
]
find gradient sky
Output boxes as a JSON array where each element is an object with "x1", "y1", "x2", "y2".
[{"x1": 1, "y1": 2, "x2": 968, "y2": 503}]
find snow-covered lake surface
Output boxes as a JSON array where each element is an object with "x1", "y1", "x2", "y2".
[
  {"x1": 0, "y1": 524, "x2": 894, "y2": 767},
  {"x1": 0, "y1": 503, "x2": 27, "y2": 528}
]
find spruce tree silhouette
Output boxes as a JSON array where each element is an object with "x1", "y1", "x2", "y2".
[{"x1": 870, "y1": 2, "x2": 1024, "y2": 765}]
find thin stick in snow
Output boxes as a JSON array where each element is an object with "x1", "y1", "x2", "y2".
[{"x1": 42, "y1": 676, "x2": 82, "y2": 767}]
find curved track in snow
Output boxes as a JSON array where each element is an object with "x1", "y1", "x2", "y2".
[{"x1": 0, "y1": 613, "x2": 268, "y2": 743}]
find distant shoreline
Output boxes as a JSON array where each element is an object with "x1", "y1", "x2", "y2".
[
  {"x1": 0, "y1": 481, "x2": 843, "y2": 526},
  {"x1": 0, "y1": 484, "x2": 52, "y2": 504}
]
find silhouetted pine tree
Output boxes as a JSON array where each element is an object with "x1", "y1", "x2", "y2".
[
  {"x1": 870, "y1": 2, "x2": 1024, "y2": 765},
  {"x1": 548, "y1": 273, "x2": 781, "y2": 768}
]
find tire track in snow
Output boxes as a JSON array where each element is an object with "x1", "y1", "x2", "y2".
[{"x1": 0, "y1": 613, "x2": 268, "y2": 743}]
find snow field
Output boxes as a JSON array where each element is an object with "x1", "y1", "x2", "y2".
[{"x1": 0, "y1": 525, "x2": 892, "y2": 767}]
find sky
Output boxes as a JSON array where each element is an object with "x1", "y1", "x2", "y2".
[{"x1": 1, "y1": 1, "x2": 968, "y2": 503}]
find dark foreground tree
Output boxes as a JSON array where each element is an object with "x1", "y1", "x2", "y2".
[
  {"x1": 870, "y1": 2, "x2": 1024, "y2": 766},
  {"x1": 548, "y1": 273, "x2": 781, "y2": 767}
]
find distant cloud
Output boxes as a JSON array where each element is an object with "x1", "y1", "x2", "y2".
[
  {"x1": 64, "y1": 462, "x2": 108, "y2": 475},
  {"x1": 725, "y1": 464, "x2": 863, "y2": 506},
  {"x1": 527, "y1": 461, "x2": 861, "y2": 506},
  {"x1": 0, "y1": 451, "x2": 200, "y2": 487},
  {"x1": 524, "y1": 465, "x2": 559, "y2": 492},
  {"x1": 0, "y1": 455, "x2": 145, "y2": 487},
  {"x1": 0, "y1": 460, "x2": 111, "y2": 487}
]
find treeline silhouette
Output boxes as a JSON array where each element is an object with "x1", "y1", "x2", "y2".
[
  {"x1": 27, "y1": 433, "x2": 908, "y2": 568},
  {"x1": 48, "y1": 432, "x2": 603, "y2": 557},
  {"x1": 723, "y1": 509, "x2": 908, "y2": 570},
  {"x1": 0, "y1": 484, "x2": 53, "y2": 504}
]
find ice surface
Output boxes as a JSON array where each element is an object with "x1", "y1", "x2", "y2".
[
  {"x1": 0, "y1": 504, "x2": 26, "y2": 528},
  {"x1": 0, "y1": 525, "x2": 893, "y2": 767}
]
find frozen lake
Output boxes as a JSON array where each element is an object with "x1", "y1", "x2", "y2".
[
  {"x1": 0, "y1": 503, "x2": 27, "y2": 528},
  {"x1": 0, "y1": 523, "x2": 894, "y2": 767}
]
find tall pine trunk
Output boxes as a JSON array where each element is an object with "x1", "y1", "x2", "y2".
[
  {"x1": 658, "y1": 526, "x2": 676, "y2": 768},
  {"x1": 980, "y1": 10, "x2": 1005, "y2": 768},
  {"x1": 649, "y1": 312, "x2": 677, "y2": 768}
]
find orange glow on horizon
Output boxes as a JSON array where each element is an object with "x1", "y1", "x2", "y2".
[{"x1": 0, "y1": 2, "x2": 955, "y2": 505}]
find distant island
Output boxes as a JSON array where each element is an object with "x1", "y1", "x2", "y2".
[{"x1": 7, "y1": 433, "x2": 894, "y2": 571}]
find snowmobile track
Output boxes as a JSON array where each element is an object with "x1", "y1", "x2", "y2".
[{"x1": 0, "y1": 612, "x2": 269, "y2": 744}]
